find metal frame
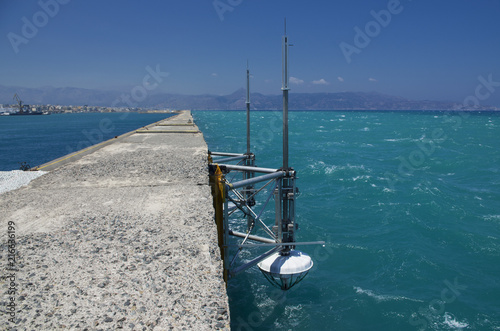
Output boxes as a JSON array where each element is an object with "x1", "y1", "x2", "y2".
[
  {"x1": 209, "y1": 153, "x2": 323, "y2": 279},
  {"x1": 208, "y1": 26, "x2": 324, "y2": 284}
]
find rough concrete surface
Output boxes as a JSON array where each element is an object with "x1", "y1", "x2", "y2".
[{"x1": 0, "y1": 111, "x2": 230, "y2": 330}]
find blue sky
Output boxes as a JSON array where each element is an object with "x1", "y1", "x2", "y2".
[{"x1": 1, "y1": 0, "x2": 499, "y2": 106}]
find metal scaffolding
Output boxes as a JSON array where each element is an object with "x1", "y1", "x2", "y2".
[{"x1": 208, "y1": 23, "x2": 324, "y2": 290}]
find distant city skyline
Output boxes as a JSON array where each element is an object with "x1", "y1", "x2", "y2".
[{"x1": 1, "y1": 0, "x2": 500, "y2": 107}]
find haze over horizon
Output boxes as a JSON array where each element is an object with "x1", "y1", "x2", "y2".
[{"x1": 1, "y1": 0, "x2": 500, "y2": 107}]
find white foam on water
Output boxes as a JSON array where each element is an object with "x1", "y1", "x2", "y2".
[
  {"x1": 483, "y1": 214, "x2": 500, "y2": 222},
  {"x1": 352, "y1": 175, "x2": 371, "y2": 182},
  {"x1": 384, "y1": 138, "x2": 411, "y2": 142},
  {"x1": 324, "y1": 165, "x2": 338, "y2": 174},
  {"x1": 354, "y1": 286, "x2": 424, "y2": 303},
  {"x1": 344, "y1": 244, "x2": 368, "y2": 251},
  {"x1": 0, "y1": 170, "x2": 47, "y2": 195},
  {"x1": 443, "y1": 312, "x2": 468, "y2": 329},
  {"x1": 283, "y1": 304, "x2": 305, "y2": 328}
]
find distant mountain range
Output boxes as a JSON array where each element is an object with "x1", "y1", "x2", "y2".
[{"x1": 0, "y1": 85, "x2": 496, "y2": 111}]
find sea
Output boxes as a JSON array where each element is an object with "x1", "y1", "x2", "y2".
[
  {"x1": 1, "y1": 110, "x2": 499, "y2": 330},
  {"x1": 0, "y1": 112, "x2": 174, "y2": 171},
  {"x1": 192, "y1": 110, "x2": 500, "y2": 331}
]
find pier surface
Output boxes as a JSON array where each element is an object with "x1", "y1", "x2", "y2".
[{"x1": 0, "y1": 111, "x2": 229, "y2": 329}]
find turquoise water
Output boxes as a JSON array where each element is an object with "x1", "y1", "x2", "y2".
[
  {"x1": 193, "y1": 110, "x2": 500, "y2": 331},
  {"x1": 0, "y1": 112, "x2": 173, "y2": 171}
]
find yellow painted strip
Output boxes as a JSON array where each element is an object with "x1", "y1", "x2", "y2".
[
  {"x1": 158, "y1": 123, "x2": 195, "y2": 126},
  {"x1": 36, "y1": 138, "x2": 115, "y2": 170}
]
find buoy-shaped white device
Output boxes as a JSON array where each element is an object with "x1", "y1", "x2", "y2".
[{"x1": 257, "y1": 250, "x2": 313, "y2": 291}]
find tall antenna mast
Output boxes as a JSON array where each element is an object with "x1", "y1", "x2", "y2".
[
  {"x1": 208, "y1": 19, "x2": 322, "y2": 291},
  {"x1": 246, "y1": 60, "x2": 251, "y2": 155},
  {"x1": 282, "y1": 19, "x2": 290, "y2": 169},
  {"x1": 279, "y1": 18, "x2": 293, "y2": 256}
]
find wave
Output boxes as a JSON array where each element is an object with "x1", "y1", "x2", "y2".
[
  {"x1": 352, "y1": 175, "x2": 371, "y2": 182},
  {"x1": 307, "y1": 161, "x2": 369, "y2": 176},
  {"x1": 483, "y1": 215, "x2": 500, "y2": 222},
  {"x1": 325, "y1": 164, "x2": 367, "y2": 175},
  {"x1": 354, "y1": 286, "x2": 424, "y2": 303},
  {"x1": 443, "y1": 312, "x2": 469, "y2": 329},
  {"x1": 383, "y1": 138, "x2": 412, "y2": 142},
  {"x1": 333, "y1": 243, "x2": 368, "y2": 251}
]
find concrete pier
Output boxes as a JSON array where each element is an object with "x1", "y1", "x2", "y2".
[{"x1": 0, "y1": 111, "x2": 230, "y2": 330}]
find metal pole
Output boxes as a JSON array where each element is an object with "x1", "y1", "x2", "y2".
[
  {"x1": 228, "y1": 241, "x2": 326, "y2": 248},
  {"x1": 282, "y1": 31, "x2": 289, "y2": 170},
  {"x1": 230, "y1": 246, "x2": 281, "y2": 277},
  {"x1": 210, "y1": 152, "x2": 245, "y2": 157},
  {"x1": 218, "y1": 164, "x2": 278, "y2": 174},
  {"x1": 214, "y1": 155, "x2": 247, "y2": 163},
  {"x1": 283, "y1": 90, "x2": 289, "y2": 170},
  {"x1": 274, "y1": 179, "x2": 282, "y2": 242},
  {"x1": 280, "y1": 20, "x2": 295, "y2": 254},
  {"x1": 244, "y1": 63, "x2": 255, "y2": 228},
  {"x1": 228, "y1": 171, "x2": 284, "y2": 190},
  {"x1": 228, "y1": 230, "x2": 276, "y2": 244},
  {"x1": 246, "y1": 62, "x2": 251, "y2": 155}
]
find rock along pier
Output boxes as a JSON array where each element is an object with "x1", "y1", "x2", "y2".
[{"x1": 0, "y1": 111, "x2": 230, "y2": 330}]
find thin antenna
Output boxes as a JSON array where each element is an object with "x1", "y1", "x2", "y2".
[
  {"x1": 282, "y1": 19, "x2": 290, "y2": 169},
  {"x1": 246, "y1": 60, "x2": 250, "y2": 105},
  {"x1": 246, "y1": 61, "x2": 251, "y2": 155}
]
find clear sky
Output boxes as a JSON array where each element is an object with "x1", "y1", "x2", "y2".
[{"x1": 1, "y1": 0, "x2": 499, "y2": 106}]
